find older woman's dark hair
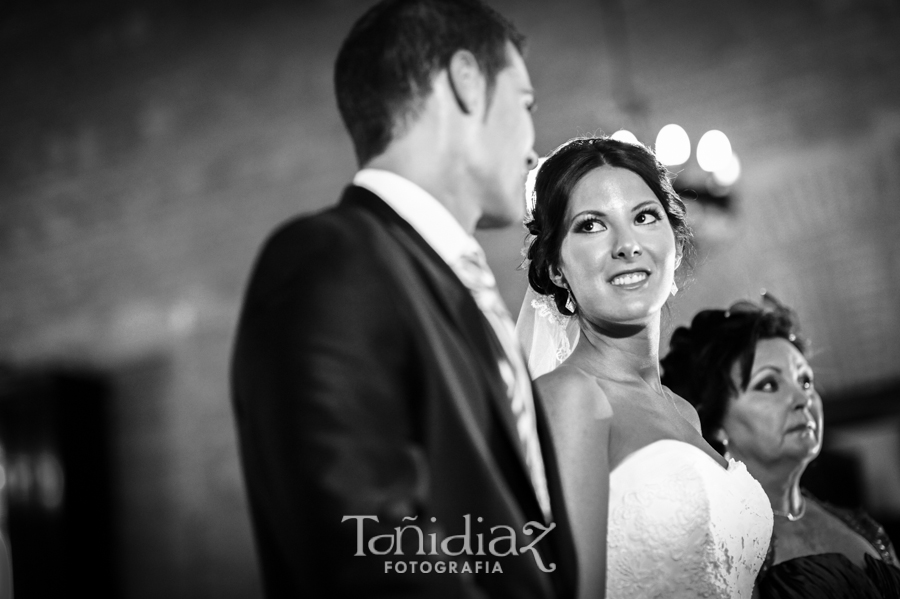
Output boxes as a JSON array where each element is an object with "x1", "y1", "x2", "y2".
[
  {"x1": 660, "y1": 293, "x2": 809, "y2": 454},
  {"x1": 524, "y1": 136, "x2": 692, "y2": 316}
]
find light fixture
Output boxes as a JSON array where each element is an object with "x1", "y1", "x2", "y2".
[
  {"x1": 696, "y1": 130, "x2": 733, "y2": 173},
  {"x1": 611, "y1": 129, "x2": 639, "y2": 145},
  {"x1": 655, "y1": 124, "x2": 690, "y2": 166},
  {"x1": 712, "y1": 152, "x2": 741, "y2": 187}
]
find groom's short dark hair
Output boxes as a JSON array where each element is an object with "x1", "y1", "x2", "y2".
[{"x1": 334, "y1": 0, "x2": 525, "y2": 166}]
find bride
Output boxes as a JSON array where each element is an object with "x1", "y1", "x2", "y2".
[{"x1": 516, "y1": 136, "x2": 772, "y2": 598}]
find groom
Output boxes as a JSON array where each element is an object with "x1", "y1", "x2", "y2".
[{"x1": 231, "y1": 1, "x2": 576, "y2": 597}]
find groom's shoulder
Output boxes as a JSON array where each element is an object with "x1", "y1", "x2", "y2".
[
  {"x1": 239, "y1": 195, "x2": 393, "y2": 302},
  {"x1": 260, "y1": 193, "x2": 384, "y2": 262}
]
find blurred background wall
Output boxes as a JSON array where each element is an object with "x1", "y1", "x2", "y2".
[{"x1": 1, "y1": 0, "x2": 898, "y2": 596}]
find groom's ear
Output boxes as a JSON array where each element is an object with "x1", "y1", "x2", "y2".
[{"x1": 447, "y1": 49, "x2": 485, "y2": 116}]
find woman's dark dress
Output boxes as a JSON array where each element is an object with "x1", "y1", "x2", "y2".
[{"x1": 758, "y1": 494, "x2": 900, "y2": 599}]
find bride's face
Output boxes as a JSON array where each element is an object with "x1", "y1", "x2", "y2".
[{"x1": 553, "y1": 166, "x2": 680, "y2": 327}]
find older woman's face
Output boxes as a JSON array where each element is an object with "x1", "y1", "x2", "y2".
[{"x1": 721, "y1": 337, "x2": 823, "y2": 469}]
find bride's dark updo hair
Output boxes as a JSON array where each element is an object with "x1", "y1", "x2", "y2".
[
  {"x1": 660, "y1": 293, "x2": 808, "y2": 455},
  {"x1": 524, "y1": 136, "x2": 691, "y2": 316}
]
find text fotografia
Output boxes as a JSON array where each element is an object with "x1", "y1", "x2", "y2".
[
  {"x1": 385, "y1": 560, "x2": 501, "y2": 574},
  {"x1": 342, "y1": 514, "x2": 557, "y2": 573}
]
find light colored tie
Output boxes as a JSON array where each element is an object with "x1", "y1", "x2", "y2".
[{"x1": 454, "y1": 248, "x2": 552, "y2": 521}]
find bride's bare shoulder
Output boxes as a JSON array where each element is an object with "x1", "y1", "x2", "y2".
[{"x1": 534, "y1": 364, "x2": 613, "y2": 420}]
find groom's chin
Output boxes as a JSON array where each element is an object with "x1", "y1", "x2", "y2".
[{"x1": 477, "y1": 207, "x2": 523, "y2": 230}]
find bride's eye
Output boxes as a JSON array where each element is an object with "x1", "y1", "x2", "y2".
[
  {"x1": 635, "y1": 209, "x2": 662, "y2": 225},
  {"x1": 575, "y1": 217, "x2": 605, "y2": 233}
]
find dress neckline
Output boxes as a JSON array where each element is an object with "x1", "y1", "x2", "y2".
[{"x1": 611, "y1": 438, "x2": 734, "y2": 475}]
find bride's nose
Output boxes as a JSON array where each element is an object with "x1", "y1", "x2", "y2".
[{"x1": 613, "y1": 231, "x2": 643, "y2": 259}]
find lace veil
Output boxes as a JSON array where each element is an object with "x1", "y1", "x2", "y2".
[
  {"x1": 515, "y1": 288, "x2": 580, "y2": 379},
  {"x1": 515, "y1": 160, "x2": 580, "y2": 379}
]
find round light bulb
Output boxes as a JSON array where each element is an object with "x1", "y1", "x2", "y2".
[
  {"x1": 611, "y1": 129, "x2": 639, "y2": 145},
  {"x1": 696, "y1": 130, "x2": 732, "y2": 173},
  {"x1": 712, "y1": 152, "x2": 741, "y2": 187},
  {"x1": 655, "y1": 124, "x2": 690, "y2": 166}
]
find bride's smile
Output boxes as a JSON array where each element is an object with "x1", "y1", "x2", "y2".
[{"x1": 608, "y1": 269, "x2": 649, "y2": 287}]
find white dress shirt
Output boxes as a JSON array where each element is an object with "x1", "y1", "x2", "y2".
[
  {"x1": 353, "y1": 169, "x2": 482, "y2": 267},
  {"x1": 352, "y1": 168, "x2": 553, "y2": 521}
]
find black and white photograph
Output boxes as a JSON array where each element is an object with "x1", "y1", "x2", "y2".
[{"x1": 1, "y1": 0, "x2": 899, "y2": 597}]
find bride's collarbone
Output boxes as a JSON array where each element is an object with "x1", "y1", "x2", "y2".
[
  {"x1": 604, "y1": 384, "x2": 689, "y2": 426},
  {"x1": 605, "y1": 383, "x2": 701, "y2": 432},
  {"x1": 607, "y1": 401, "x2": 725, "y2": 470}
]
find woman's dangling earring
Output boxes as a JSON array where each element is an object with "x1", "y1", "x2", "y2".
[
  {"x1": 720, "y1": 432, "x2": 732, "y2": 461},
  {"x1": 565, "y1": 290, "x2": 577, "y2": 314},
  {"x1": 671, "y1": 280, "x2": 679, "y2": 297}
]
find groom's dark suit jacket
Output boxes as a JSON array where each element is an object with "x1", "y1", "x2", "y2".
[{"x1": 231, "y1": 186, "x2": 577, "y2": 599}]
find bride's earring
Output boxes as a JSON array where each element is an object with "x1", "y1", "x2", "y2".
[
  {"x1": 565, "y1": 290, "x2": 577, "y2": 313},
  {"x1": 671, "y1": 281, "x2": 679, "y2": 297}
]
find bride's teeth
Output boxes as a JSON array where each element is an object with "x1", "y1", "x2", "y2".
[{"x1": 612, "y1": 272, "x2": 648, "y2": 286}]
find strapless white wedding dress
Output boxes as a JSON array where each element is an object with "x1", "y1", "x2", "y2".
[{"x1": 606, "y1": 439, "x2": 773, "y2": 599}]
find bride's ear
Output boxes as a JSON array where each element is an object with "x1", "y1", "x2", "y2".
[
  {"x1": 549, "y1": 263, "x2": 567, "y2": 289},
  {"x1": 675, "y1": 241, "x2": 684, "y2": 271}
]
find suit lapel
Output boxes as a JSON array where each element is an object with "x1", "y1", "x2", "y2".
[
  {"x1": 341, "y1": 187, "x2": 574, "y2": 595},
  {"x1": 339, "y1": 186, "x2": 537, "y2": 507},
  {"x1": 532, "y1": 384, "x2": 577, "y2": 594}
]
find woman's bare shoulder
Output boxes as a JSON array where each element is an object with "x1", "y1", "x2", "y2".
[{"x1": 535, "y1": 364, "x2": 614, "y2": 421}]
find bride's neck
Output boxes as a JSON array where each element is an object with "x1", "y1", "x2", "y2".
[{"x1": 571, "y1": 314, "x2": 663, "y2": 390}]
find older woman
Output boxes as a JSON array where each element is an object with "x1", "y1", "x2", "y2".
[{"x1": 661, "y1": 294, "x2": 900, "y2": 597}]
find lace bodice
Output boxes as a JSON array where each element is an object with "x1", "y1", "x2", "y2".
[{"x1": 607, "y1": 439, "x2": 773, "y2": 599}]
